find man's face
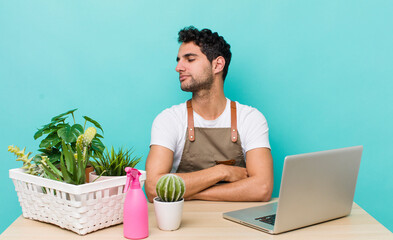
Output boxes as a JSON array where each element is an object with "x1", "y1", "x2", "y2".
[{"x1": 175, "y1": 42, "x2": 214, "y2": 92}]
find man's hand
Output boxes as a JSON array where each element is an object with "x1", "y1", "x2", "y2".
[{"x1": 220, "y1": 165, "x2": 248, "y2": 182}]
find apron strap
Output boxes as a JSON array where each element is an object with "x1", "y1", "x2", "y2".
[
  {"x1": 186, "y1": 100, "x2": 238, "y2": 142},
  {"x1": 230, "y1": 101, "x2": 238, "y2": 142},
  {"x1": 187, "y1": 100, "x2": 195, "y2": 142}
]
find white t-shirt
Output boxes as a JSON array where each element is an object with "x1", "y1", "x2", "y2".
[{"x1": 150, "y1": 98, "x2": 270, "y2": 172}]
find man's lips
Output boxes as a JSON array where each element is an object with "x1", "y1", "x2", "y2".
[{"x1": 179, "y1": 75, "x2": 190, "y2": 82}]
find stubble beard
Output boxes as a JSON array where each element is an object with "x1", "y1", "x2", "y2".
[{"x1": 180, "y1": 73, "x2": 214, "y2": 93}]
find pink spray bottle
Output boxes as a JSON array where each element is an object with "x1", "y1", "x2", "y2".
[{"x1": 123, "y1": 167, "x2": 149, "y2": 239}]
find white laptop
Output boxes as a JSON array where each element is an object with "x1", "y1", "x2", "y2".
[{"x1": 223, "y1": 146, "x2": 363, "y2": 234}]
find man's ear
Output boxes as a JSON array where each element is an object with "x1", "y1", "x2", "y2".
[{"x1": 212, "y1": 56, "x2": 226, "y2": 75}]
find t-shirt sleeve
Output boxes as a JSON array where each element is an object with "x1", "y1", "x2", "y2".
[
  {"x1": 241, "y1": 108, "x2": 271, "y2": 152},
  {"x1": 150, "y1": 110, "x2": 179, "y2": 152}
]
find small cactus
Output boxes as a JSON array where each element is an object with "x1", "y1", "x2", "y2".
[
  {"x1": 156, "y1": 174, "x2": 185, "y2": 202},
  {"x1": 82, "y1": 127, "x2": 96, "y2": 147},
  {"x1": 75, "y1": 127, "x2": 96, "y2": 161}
]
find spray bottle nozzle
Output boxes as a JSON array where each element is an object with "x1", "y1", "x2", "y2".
[{"x1": 124, "y1": 167, "x2": 142, "y2": 193}]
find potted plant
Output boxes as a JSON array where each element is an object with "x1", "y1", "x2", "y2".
[
  {"x1": 8, "y1": 109, "x2": 143, "y2": 235},
  {"x1": 153, "y1": 174, "x2": 186, "y2": 231},
  {"x1": 88, "y1": 146, "x2": 142, "y2": 195}
]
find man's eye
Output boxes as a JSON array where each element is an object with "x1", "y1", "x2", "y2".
[{"x1": 188, "y1": 59, "x2": 195, "y2": 62}]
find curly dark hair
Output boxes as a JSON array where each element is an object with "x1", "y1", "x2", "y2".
[{"x1": 178, "y1": 26, "x2": 232, "y2": 81}]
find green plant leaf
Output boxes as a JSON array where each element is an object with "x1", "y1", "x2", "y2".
[
  {"x1": 91, "y1": 138, "x2": 105, "y2": 154},
  {"x1": 48, "y1": 153, "x2": 61, "y2": 164},
  {"x1": 95, "y1": 133, "x2": 104, "y2": 139},
  {"x1": 51, "y1": 109, "x2": 77, "y2": 122},
  {"x1": 73, "y1": 124, "x2": 84, "y2": 134},
  {"x1": 34, "y1": 128, "x2": 44, "y2": 140},
  {"x1": 39, "y1": 132, "x2": 62, "y2": 148},
  {"x1": 34, "y1": 122, "x2": 56, "y2": 140},
  {"x1": 83, "y1": 116, "x2": 104, "y2": 133},
  {"x1": 57, "y1": 124, "x2": 83, "y2": 143},
  {"x1": 44, "y1": 157, "x2": 63, "y2": 177},
  {"x1": 60, "y1": 153, "x2": 73, "y2": 184},
  {"x1": 51, "y1": 116, "x2": 68, "y2": 124},
  {"x1": 42, "y1": 164, "x2": 61, "y2": 181}
]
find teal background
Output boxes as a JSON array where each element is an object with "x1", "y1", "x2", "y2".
[{"x1": 1, "y1": 0, "x2": 392, "y2": 233}]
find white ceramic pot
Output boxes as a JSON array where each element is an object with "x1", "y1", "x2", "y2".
[
  {"x1": 89, "y1": 172, "x2": 124, "y2": 196},
  {"x1": 153, "y1": 197, "x2": 184, "y2": 231}
]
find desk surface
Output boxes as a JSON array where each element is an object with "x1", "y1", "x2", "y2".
[{"x1": 0, "y1": 200, "x2": 391, "y2": 240}]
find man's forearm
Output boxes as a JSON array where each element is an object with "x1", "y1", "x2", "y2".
[
  {"x1": 172, "y1": 165, "x2": 228, "y2": 198},
  {"x1": 186, "y1": 176, "x2": 272, "y2": 202},
  {"x1": 147, "y1": 165, "x2": 226, "y2": 201}
]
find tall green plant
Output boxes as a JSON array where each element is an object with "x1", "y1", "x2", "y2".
[
  {"x1": 40, "y1": 127, "x2": 97, "y2": 185},
  {"x1": 33, "y1": 109, "x2": 105, "y2": 164},
  {"x1": 90, "y1": 147, "x2": 142, "y2": 176}
]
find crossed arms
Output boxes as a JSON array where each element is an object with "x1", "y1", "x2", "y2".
[{"x1": 145, "y1": 145, "x2": 274, "y2": 203}]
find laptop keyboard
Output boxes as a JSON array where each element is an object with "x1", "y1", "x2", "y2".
[{"x1": 255, "y1": 214, "x2": 276, "y2": 225}]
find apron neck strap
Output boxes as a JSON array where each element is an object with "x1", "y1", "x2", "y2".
[
  {"x1": 230, "y1": 101, "x2": 238, "y2": 142},
  {"x1": 187, "y1": 100, "x2": 195, "y2": 142},
  {"x1": 186, "y1": 99, "x2": 238, "y2": 142}
]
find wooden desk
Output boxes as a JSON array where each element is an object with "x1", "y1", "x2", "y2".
[{"x1": 0, "y1": 200, "x2": 391, "y2": 240}]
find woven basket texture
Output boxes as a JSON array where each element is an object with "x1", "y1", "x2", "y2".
[{"x1": 9, "y1": 168, "x2": 146, "y2": 235}]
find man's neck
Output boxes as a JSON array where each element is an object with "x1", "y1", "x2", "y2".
[{"x1": 191, "y1": 79, "x2": 227, "y2": 120}]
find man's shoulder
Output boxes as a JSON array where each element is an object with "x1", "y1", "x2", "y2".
[
  {"x1": 233, "y1": 100, "x2": 267, "y2": 124},
  {"x1": 234, "y1": 100, "x2": 263, "y2": 115}
]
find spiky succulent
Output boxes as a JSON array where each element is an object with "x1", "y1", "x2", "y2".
[
  {"x1": 156, "y1": 174, "x2": 185, "y2": 202},
  {"x1": 90, "y1": 146, "x2": 141, "y2": 176},
  {"x1": 8, "y1": 145, "x2": 44, "y2": 176}
]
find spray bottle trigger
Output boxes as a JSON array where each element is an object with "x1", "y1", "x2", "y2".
[{"x1": 124, "y1": 167, "x2": 133, "y2": 193}]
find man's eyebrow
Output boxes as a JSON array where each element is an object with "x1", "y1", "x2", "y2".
[{"x1": 176, "y1": 53, "x2": 198, "y2": 62}]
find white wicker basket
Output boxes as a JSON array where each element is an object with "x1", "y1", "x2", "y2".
[{"x1": 9, "y1": 168, "x2": 146, "y2": 235}]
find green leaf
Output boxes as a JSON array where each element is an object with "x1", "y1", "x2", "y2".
[
  {"x1": 39, "y1": 132, "x2": 62, "y2": 148},
  {"x1": 60, "y1": 153, "x2": 73, "y2": 184},
  {"x1": 34, "y1": 122, "x2": 56, "y2": 140},
  {"x1": 57, "y1": 124, "x2": 83, "y2": 143},
  {"x1": 73, "y1": 124, "x2": 84, "y2": 134},
  {"x1": 44, "y1": 157, "x2": 63, "y2": 177},
  {"x1": 83, "y1": 116, "x2": 104, "y2": 133},
  {"x1": 61, "y1": 141, "x2": 75, "y2": 173},
  {"x1": 40, "y1": 122, "x2": 54, "y2": 131},
  {"x1": 91, "y1": 137, "x2": 105, "y2": 153},
  {"x1": 51, "y1": 116, "x2": 68, "y2": 124},
  {"x1": 51, "y1": 109, "x2": 78, "y2": 122},
  {"x1": 34, "y1": 128, "x2": 44, "y2": 140},
  {"x1": 95, "y1": 133, "x2": 104, "y2": 139},
  {"x1": 42, "y1": 164, "x2": 61, "y2": 181},
  {"x1": 48, "y1": 153, "x2": 61, "y2": 164}
]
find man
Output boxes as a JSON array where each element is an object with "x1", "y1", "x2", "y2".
[{"x1": 145, "y1": 26, "x2": 273, "y2": 202}]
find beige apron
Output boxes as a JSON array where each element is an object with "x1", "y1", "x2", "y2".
[{"x1": 176, "y1": 100, "x2": 246, "y2": 173}]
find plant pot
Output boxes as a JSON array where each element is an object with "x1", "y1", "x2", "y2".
[
  {"x1": 153, "y1": 197, "x2": 184, "y2": 231},
  {"x1": 85, "y1": 165, "x2": 94, "y2": 182},
  {"x1": 9, "y1": 168, "x2": 146, "y2": 235}
]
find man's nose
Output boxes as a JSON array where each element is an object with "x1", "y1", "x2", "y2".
[{"x1": 175, "y1": 61, "x2": 185, "y2": 72}]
